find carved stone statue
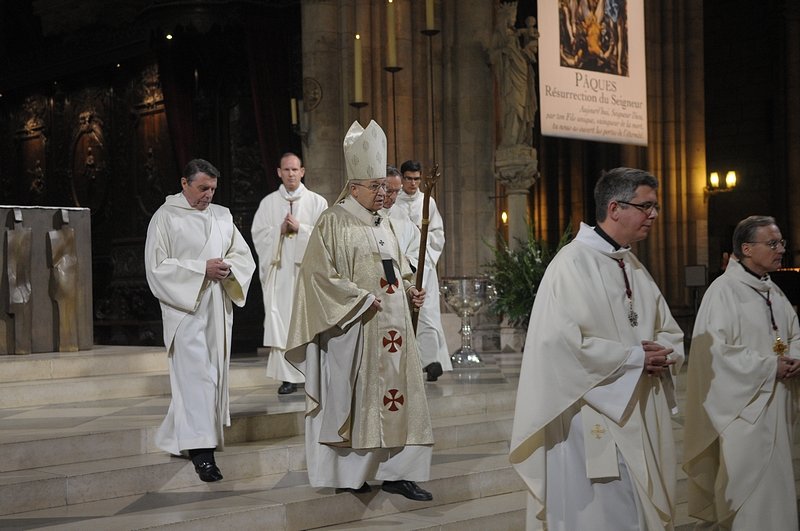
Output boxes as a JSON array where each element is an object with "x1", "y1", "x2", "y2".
[{"x1": 490, "y1": 2, "x2": 538, "y2": 147}]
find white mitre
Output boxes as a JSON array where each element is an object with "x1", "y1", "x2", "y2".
[{"x1": 336, "y1": 120, "x2": 387, "y2": 203}]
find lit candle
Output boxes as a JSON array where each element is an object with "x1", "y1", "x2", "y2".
[
  {"x1": 426, "y1": 0, "x2": 434, "y2": 30},
  {"x1": 290, "y1": 98, "x2": 298, "y2": 125},
  {"x1": 354, "y1": 34, "x2": 363, "y2": 102},
  {"x1": 387, "y1": 1, "x2": 397, "y2": 67}
]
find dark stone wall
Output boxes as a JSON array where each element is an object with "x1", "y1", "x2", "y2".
[
  {"x1": 0, "y1": 3, "x2": 302, "y2": 353},
  {"x1": 704, "y1": 0, "x2": 793, "y2": 269}
]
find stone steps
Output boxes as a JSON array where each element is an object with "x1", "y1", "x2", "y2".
[
  {"x1": 0, "y1": 441, "x2": 523, "y2": 530},
  {"x1": 0, "y1": 385, "x2": 513, "y2": 473},
  {"x1": 0, "y1": 346, "x2": 166, "y2": 383},
  {"x1": 0, "y1": 395, "x2": 515, "y2": 517},
  {"x1": 0, "y1": 354, "x2": 273, "y2": 409},
  {"x1": 313, "y1": 491, "x2": 526, "y2": 530},
  {"x1": 0, "y1": 349, "x2": 523, "y2": 529}
]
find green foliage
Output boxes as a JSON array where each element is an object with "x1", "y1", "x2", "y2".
[{"x1": 483, "y1": 224, "x2": 572, "y2": 328}]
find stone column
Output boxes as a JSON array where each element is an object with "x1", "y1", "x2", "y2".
[
  {"x1": 439, "y1": 0, "x2": 496, "y2": 276},
  {"x1": 495, "y1": 145, "x2": 538, "y2": 247},
  {"x1": 301, "y1": 0, "x2": 350, "y2": 203}
]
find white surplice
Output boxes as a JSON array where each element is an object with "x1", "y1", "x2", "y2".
[
  {"x1": 509, "y1": 223, "x2": 685, "y2": 530},
  {"x1": 251, "y1": 183, "x2": 327, "y2": 383},
  {"x1": 390, "y1": 191, "x2": 451, "y2": 371},
  {"x1": 683, "y1": 257, "x2": 800, "y2": 530},
  {"x1": 145, "y1": 192, "x2": 255, "y2": 454}
]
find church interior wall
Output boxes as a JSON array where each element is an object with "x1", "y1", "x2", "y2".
[{"x1": 0, "y1": 0, "x2": 798, "y2": 351}]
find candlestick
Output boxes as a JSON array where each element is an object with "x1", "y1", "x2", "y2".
[
  {"x1": 290, "y1": 98, "x2": 298, "y2": 125},
  {"x1": 426, "y1": 0, "x2": 435, "y2": 31},
  {"x1": 387, "y1": 0, "x2": 397, "y2": 67},
  {"x1": 354, "y1": 34, "x2": 363, "y2": 103}
]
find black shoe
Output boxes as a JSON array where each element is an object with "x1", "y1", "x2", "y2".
[
  {"x1": 424, "y1": 362, "x2": 443, "y2": 382},
  {"x1": 336, "y1": 482, "x2": 372, "y2": 494},
  {"x1": 194, "y1": 461, "x2": 223, "y2": 482},
  {"x1": 278, "y1": 381, "x2": 297, "y2": 394},
  {"x1": 381, "y1": 480, "x2": 433, "y2": 501}
]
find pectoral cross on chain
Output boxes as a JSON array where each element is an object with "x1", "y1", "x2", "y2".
[{"x1": 627, "y1": 305, "x2": 639, "y2": 327}]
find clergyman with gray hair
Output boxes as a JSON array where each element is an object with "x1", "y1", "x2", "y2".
[
  {"x1": 684, "y1": 215, "x2": 799, "y2": 529},
  {"x1": 285, "y1": 121, "x2": 434, "y2": 502},
  {"x1": 510, "y1": 167, "x2": 685, "y2": 529},
  {"x1": 145, "y1": 158, "x2": 256, "y2": 483}
]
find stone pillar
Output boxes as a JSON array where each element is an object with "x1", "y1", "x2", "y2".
[
  {"x1": 439, "y1": 0, "x2": 496, "y2": 277},
  {"x1": 495, "y1": 145, "x2": 538, "y2": 247},
  {"x1": 301, "y1": 0, "x2": 350, "y2": 203}
]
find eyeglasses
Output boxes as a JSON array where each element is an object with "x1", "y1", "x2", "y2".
[
  {"x1": 747, "y1": 239, "x2": 787, "y2": 251},
  {"x1": 617, "y1": 200, "x2": 660, "y2": 215},
  {"x1": 353, "y1": 182, "x2": 386, "y2": 192},
  {"x1": 385, "y1": 188, "x2": 401, "y2": 196}
]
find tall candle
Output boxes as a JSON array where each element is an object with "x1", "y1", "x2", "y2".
[
  {"x1": 425, "y1": 0, "x2": 434, "y2": 30},
  {"x1": 354, "y1": 34, "x2": 363, "y2": 102},
  {"x1": 387, "y1": 0, "x2": 397, "y2": 67},
  {"x1": 290, "y1": 98, "x2": 298, "y2": 125}
]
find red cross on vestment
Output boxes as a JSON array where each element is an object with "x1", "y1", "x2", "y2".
[
  {"x1": 382, "y1": 330, "x2": 403, "y2": 352},
  {"x1": 383, "y1": 388, "x2": 405, "y2": 411},
  {"x1": 379, "y1": 277, "x2": 399, "y2": 294}
]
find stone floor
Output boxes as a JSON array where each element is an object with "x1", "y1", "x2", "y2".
[{"x1": 0, "y1": 345, "x2": 794, "y2": 530}]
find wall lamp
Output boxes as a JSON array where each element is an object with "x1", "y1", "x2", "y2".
[{"x1": 704, "y1": 170, "x2": 737, "y2": 201}]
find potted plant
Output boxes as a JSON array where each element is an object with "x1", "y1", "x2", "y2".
[{"x1": 484, "y1": 224, "x2": 572, "y2": 330}]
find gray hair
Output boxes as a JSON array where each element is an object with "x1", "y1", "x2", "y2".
[
  {"x1": 594, "y1": 167, "x2": 658, "y2": 222},
  {"x1": 386, "y1": 165, "x2": 402, "y2": 178},
  {"x1": 183, "y1": 159, "x2": 220, "y2": 183},
  {"x1": 732, "y1": 215, "x2": 776, "y2": 260}
]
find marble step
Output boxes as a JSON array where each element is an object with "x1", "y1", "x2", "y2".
[
  {"x1": 0, "y1": 346, "x2": 168, "y2": 384},
  {"x1": 0, "y1": 381, "x2": 514, "y2": 474},
  {"x1": 314, "y1": 491, "x2": 526, "y2": 530},
  {"x1": 0, "y1": 441, "x2": 524, "y2": 530},
  {"x1": 0, "y1": 357, "x2": 272, "y2": 409},
  {"x1": 0, "y1": 407, "x2": 515, "y2": 516}
]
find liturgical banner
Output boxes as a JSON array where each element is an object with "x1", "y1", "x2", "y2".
[{"x1": 538, "y1": 0, "x2": 648, "y2": 146}]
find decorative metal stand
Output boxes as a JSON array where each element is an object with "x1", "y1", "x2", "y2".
[{"x1": 440, "y1": 277, "x2": 496, "y2": 366}]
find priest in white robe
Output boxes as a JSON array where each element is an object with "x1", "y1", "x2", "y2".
[
  {"x1": 509, "y1": 167, "x2": 684, "y2": 530},
  {"x1": 390, "y1": 159, "x2": 451, "y2": 380},
  {"x1": 684, "y1": 215, "x2": 800, "y2": 530},
  {"x1": 286, "y1": 121, "x2": 435, "y2": 502},
  {"x1": 145, "y1": 158, "x2": 255, "y2": 482},
  {"x1": 251, "y1": 152, "x2": 327, "y2": 395},
  {"x1": 380, "y1": 166, "x2": 420, "y2": 295}
]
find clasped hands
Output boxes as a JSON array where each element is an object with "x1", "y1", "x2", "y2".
[
  {"x1": 205, "y1": 258, "x2": 231, "y2": 281},
  {"x1": 370, "y1": 287, "x2": 426, "y2": 312},
  {"x1": 777, "y1": 356, "x2": 800, "y2": 379},
  {"x1": 281, "y1": 213, "x2": 299, "y2": 235},
  {"x1": 643, "y1": 340, "x2": 676, "y2": 376}
]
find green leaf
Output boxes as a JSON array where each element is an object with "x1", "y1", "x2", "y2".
[{"x1": 482, "y1": 223, "x2": 572, "y2": 328}]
